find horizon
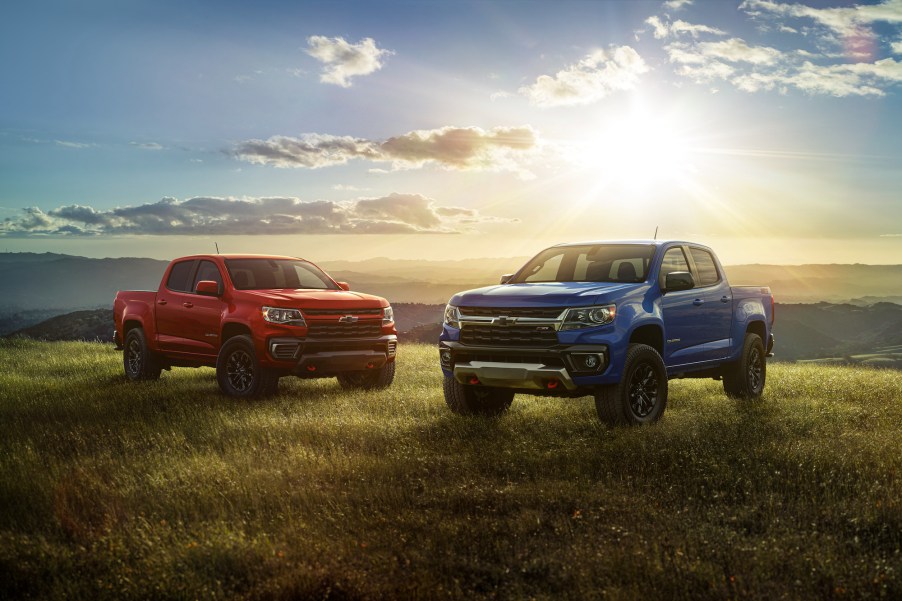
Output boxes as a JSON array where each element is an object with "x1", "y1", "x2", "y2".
[
  {"x1": 2, "y1": 1, "x2": 901, "y2": 265},
  {"x1": 3, "y1": 248, "x2": 902, "y2": 268}
]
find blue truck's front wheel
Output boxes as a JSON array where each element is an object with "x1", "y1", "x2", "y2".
[
  {"x1": 443, "y1": 376, "x2": 514, "y2": 416},
  {"x1": 595, "y1": 344, "x2": 668, "y2": 426}
]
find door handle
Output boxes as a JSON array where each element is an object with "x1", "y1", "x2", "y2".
[
  {"x1": 183, "y1": 302, "x2": 194, "y2": 308},
  {"x1": 721, "y1": 296, "x2": 730, "y2": 303},
  {"x1": 693, "y1": 299, "x2": 704, "y2": 306},
  {"x1": 157, "y1": 299, "x2": 167, "y2": 305}
]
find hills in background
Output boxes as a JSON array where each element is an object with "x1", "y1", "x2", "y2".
[{"x1": 2, "y1": 253, "x2": 902, "y2": 353}]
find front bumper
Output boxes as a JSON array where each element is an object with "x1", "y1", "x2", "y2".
[
  {"x1": 439, "y1": 340, "x2": 611, "y2": 392},
  {"x1": 266, "y1": 335, "x2": 397, "y2": 376}
]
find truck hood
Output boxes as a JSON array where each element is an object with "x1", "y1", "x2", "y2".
[
  {"x1": 450, "y1": 281, "x2": 641, "y2": 307},
  {"x1": 234, "y1": 289, "x2": 387, "y2": 308}
]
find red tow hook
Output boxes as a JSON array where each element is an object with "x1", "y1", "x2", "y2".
[
  {"x1": 469, "y1": 376, "x2": 480, "y2": 385},
  {"x1": 366, "y1": 362, "x2": 375, "y2": 369},
  {"x1": 306, "y1": 365, "x2": 317, "y2": 372},
  {"x1": 546, "y1": 379, "x2": 560, "y2": 390}
]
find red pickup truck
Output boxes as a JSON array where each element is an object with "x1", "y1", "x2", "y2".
[{"x1": 113, "y1": 254, "x2": 397, "y2": 397}]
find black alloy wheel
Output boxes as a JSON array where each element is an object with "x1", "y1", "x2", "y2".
[
  {"x1": 225, "y1": 348, "x2": 255, "y2": 394},
  {"x1": 627, "y1": 363, "x2": 659, "y2": 419}
]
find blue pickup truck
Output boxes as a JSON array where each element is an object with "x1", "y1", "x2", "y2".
[{"x1": 439, "y1": 240, "x2": 774, "y2": 425}]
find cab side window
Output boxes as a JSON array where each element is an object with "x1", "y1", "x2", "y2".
[
  {"x1": 659, "y1": 247, "x2": 690, "y2": 287},
  {"x1": 689, "y1": 248, "x2": 720, "y2": 287},
  {"x1": 192, "y1": 260, "x2": 223, "y2": 293},
  {"x1": 166, "y1": 260, "x2": 196, "y2": 292}
]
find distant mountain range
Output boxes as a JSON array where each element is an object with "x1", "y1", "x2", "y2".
[
  {"x1": 1, "y1": 252, "x2": 901, "y2": 336},
  {"x1": 6, "y1": 301, "x2": 901, "y2": 368}
]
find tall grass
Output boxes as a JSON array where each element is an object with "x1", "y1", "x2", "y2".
[{"x1": 1, "y1": 339, "x2": 900, "y2": 600}]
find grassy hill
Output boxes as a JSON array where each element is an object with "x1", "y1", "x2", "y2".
[{"x1": 1, "y1": 340, "x2": 901, "y2": 599}]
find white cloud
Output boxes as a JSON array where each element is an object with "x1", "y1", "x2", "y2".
[
  {"x1": 235, "y1": 125, "x2": 539, "y2": 175},
  {"x1": 55, "y1": 140, "x2": 92, "y2": 149},
  {"x1": 130, "y1": 142, "x2": 164, "y2": 150},
  {"x1": 664, "y1": 0, "x2": 693, "y2": 10},
  {"x1": 305, "y1": 36, "x2": 393, "y2": 87},
  {"x1": 649, "y1": 0, "x2": 902, "y2": 97},
  {"x1": 235, "y1": 134, "x2": 381, "y2": 168},
  {"x1": 741, "y1": 0, "x2": 902, "y2": 39},
  {"x1": 519, "y1": 46, "x2": 648, "y2": 107},
  {"x1": 698, "y1": 38, "x2": 783, "y2": 64},
  {"x1": 646, "y1": 16, "x2": 726, "y2": 39},
  {"x1": 0, "y1": 194, "x2": 509, "y2": 237}
]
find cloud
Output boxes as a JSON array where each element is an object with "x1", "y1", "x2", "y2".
[
  {"x1": 130, "y1": 141, "x2": 164, "y2": 150},
  {"x1": 234, "y1": 125, "x2": 539, "y2": 175},
  {"x1": 305, "y1": 36, "x2": 393, "y2": 87},
  {"x1": 55, "y1": 140, "x2": 92, "y2": 149},
  {"x1": 0, "y1": 194, "x2": 509, "y2": 237},
  {"x1": 519, "y1": 46, "x2": 648, "y2": 107},
  {"x1": 670, "y1": 38, "x2": 783, "y2": 65},
  {"x1": 646, "y1": 0, "x2": 902, "y2": 96},
  {"x1": 741, "y1": 0, "x2": 902, "y2": 39},
  {"x1": 646, "y1": 16, "x2": 726, "y2": 39},
  {"x1": 664, "y1": 0, "x2": 693, "y2": 10},
  {"x1": 380, "y1": 126, "x2": 537, "y2": 170},
  {"x1": 235, "y1": 134, "x2": 381, "y2": 168}
]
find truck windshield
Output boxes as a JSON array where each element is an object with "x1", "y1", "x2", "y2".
[
  {"x1": 224, "y1": 259, "x2": 339, "y2": 290},
  {"x1": 510, "y1": 244, "x2": 656, "y2": 284}
]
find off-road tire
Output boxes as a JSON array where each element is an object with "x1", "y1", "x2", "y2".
[
  {"x1": 336, "y1": 361, "x2": 396, "y2": 390},
  {"x1": 443, "y1": 376, "x2": 514, "y2": 416},
  {"x1": 722, "y1": 333, "x2": 766, "y2": 399},
  {"x1": 595, "y1": 343, "x2": 668, "y2": 426},
  {"x1": 123, "y1": 328, "x2": 162, "y2": 381},
  {"x1": 216, "y1": 335, "x2": 277, "y2": 398}
]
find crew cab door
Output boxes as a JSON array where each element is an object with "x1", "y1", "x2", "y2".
[
  {"x1": 660, "y1": 245, "x2": 733, "y2": 366},
  {"x1": 660, "y1": 246, "x2": 708, "y2": 365},
  {"x1": 155, "y1": 260, "x2": 225, "y2": 356},
  {"x1": 685, "y1": 246, "x2": 732, "y2": 361}
]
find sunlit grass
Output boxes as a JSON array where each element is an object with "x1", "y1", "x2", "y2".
[{"x1": 1, "y1": 339, "x2": 901, "y2": 599}]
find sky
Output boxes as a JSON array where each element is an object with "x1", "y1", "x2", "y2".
[{"x1": 1, "y1": 0, "x2": 901, "y2": 265}]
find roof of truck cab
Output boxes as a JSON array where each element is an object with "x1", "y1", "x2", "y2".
[
  {"x1": 172, "y1": 254, "x2": 305, "y2": 261},
  {"x1": 552, "y1": 239, "x2": 695, "y2": 247}
]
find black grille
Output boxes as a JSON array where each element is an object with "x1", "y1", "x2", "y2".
[
  {"x1": 304, "y1": 308, "x2": 382, "y2": 316},
  {"x1": 460, "y1": 325, "x2": 558, "y2": 347},
  {"x1": 459, "y1": 306, "x2": 565, "y2": 319},
  {"x1": 307, "y1": 320, "x2": 382, "y2": 338}
]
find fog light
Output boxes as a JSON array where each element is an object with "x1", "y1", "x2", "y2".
[
  {"x1": 584, "y1": 355, "x2": 599, "y2": 368},
  {"x1": 440, "y1": 350, "x2": 452, "y2": 364}
]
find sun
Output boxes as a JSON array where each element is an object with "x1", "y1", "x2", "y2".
[{"x1": 576, "y1": 104, "x2": 696, "y2": 193}]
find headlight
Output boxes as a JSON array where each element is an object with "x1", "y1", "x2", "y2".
[
  {"x1": 383, "y1": 305, "x2": 394, "y2": 325},
  {"x1": 444, "y1": 304, "x2": 461, "y2": 329},
  {"x1": 560, "y1": 304, "x2": 616, "y2": 330},
  {"x1": 262, "y1": 306, "x2": 306, "y2": 326}
]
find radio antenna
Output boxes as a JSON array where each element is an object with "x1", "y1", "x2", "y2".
[
  {"x1": 215, "y1": 242, "x2": 220, "y2": 254},
  {"x1": 653, "y1": 226, "x2": 658, "y2": 240}
]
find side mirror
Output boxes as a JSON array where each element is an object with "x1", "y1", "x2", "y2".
[
  {"x1": 664, "y1": 271, "x2": 694, "y2": 293},
  {"x1": 195, "y1": 280, "x2": 221, "y2": 296},
  {"x1": 500, "y1": 274, "x2": 514, "y2": 285},
  {"x1": 336, "y1": 281, "x2": 351, "y2": 291}
]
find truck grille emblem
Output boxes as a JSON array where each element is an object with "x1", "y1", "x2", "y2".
[
  {"x1": 338, "y1": 315, "x2": 359, "y2": 323},
  {"x1": 493, "y1": 316, "x2": 517, "y2": 326}
]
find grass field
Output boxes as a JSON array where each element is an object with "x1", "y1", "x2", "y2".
[{"x1": 1, "y1": 339, "x2": 901, "y2": 600}]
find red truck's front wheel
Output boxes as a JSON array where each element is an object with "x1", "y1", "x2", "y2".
[{"x1": 216, "y1": 335, "x2": 278, "y2": 398}]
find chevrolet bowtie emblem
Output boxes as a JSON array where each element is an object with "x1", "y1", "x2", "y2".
[
  {"x1": 338, "y1": 315, "x2": 359, "y2": 323},
  {"x1": 493, "y1": 316, "x2": 516, "y2": 326}
]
